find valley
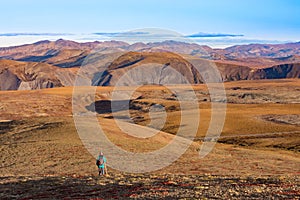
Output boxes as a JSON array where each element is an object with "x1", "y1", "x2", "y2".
[{"x1": 0, "y1": 40, "x2": 299, "y2": 199}]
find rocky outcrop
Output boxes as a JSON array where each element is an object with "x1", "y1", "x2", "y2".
[
  {"x1": 0, "y1": 60, "x2": 76, "y2": 90},
  {"x1": 0, "y1": 68, "x2": 21, "y2": 90}
]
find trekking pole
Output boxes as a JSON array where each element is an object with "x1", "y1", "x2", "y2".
[{"x1": 105, "y1": 164, "x2": 108, "y2": 176}]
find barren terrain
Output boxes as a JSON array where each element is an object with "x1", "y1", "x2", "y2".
[{"x1": 0, "y1": 79, "x2": 299, "y2": 198}]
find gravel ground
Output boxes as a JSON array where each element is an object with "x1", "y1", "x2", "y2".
[{"x1": 1, "y1": 173, "x2": 299, "y2": 199}]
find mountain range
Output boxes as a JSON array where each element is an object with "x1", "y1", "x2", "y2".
[{"x1": 0, "y1": 39, "x2": 299, "y2": 90}]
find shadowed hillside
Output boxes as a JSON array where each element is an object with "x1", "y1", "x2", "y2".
[
  {"x1": 1, "y1": 50, "x2": 299, "y2": 90},
  {"x1": 0, "y1": 59, "x2": 76, "y2": 90}
]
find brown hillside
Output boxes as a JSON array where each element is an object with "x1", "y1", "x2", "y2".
[
  {"x1": 95, "y1": 51, "x2": 203, "y2": 86},
  {"x1": 0, "y1": 60, "x2": 77, "y2": 90}
]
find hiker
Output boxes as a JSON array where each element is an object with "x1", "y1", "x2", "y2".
[{"x1": 96, "y1": 151, "x2": 107, "y2": 176}]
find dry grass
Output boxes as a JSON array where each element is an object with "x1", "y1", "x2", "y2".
[
  {"x1": 0, "y1": 79, "x2": 299, "y2": 177},
  {"x1": 1, "y1": 116, "x2": 299, "y2": 177}
]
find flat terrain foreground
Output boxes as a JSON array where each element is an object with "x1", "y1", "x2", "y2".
[{"x1": 0, "y1": 79, "x2": 300, "y2": 198}]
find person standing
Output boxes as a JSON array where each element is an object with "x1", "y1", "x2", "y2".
[{"x1": 96, "y1": 151, "x2": 107, "y2": 176}]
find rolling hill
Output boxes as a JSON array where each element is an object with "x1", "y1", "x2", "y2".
[{"x1": 0, "y1": 39, "x2": 299, "y2": 90}]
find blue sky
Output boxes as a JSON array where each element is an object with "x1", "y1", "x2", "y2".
[{"x1": 0, "y1": 0, "x2": 299, "y2": 47}]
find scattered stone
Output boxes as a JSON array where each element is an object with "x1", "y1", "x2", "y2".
[{"x1": 1, "y1": 174, "x2": 298, "y2": 199}]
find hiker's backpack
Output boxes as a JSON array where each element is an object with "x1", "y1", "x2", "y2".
[{"x1": 96, "y1": 156, "x2": 104, "y2": 166}]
